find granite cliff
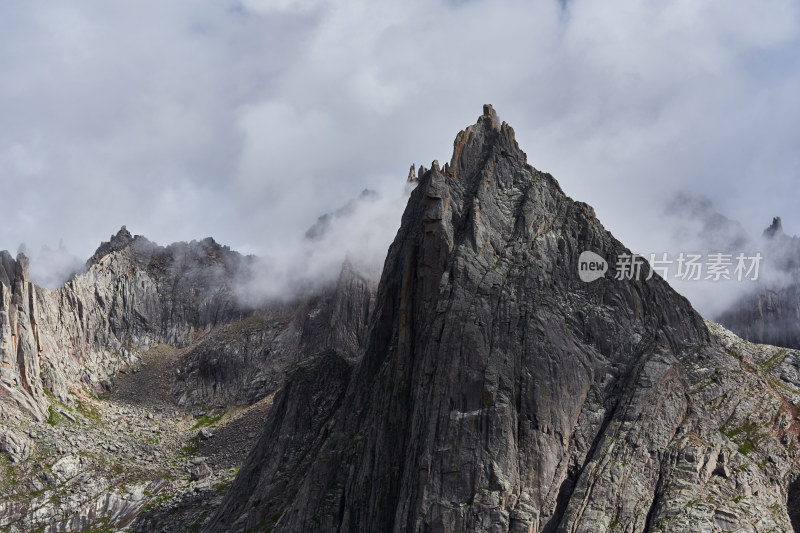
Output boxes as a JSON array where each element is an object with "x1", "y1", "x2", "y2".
[{"x1": 209, "y1": 106, "x2": 800, "y2": 532}]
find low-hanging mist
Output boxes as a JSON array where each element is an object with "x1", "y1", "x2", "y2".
[
  {"x1": 642, "y1": 193, "x2": 800, "y2": 321},
  {"x1": 233, "y1": 179, "x2": 413, "y2": 305}
]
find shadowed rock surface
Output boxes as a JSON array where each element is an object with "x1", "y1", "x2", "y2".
[
  {"x1": 171, "y1": 260, "x2": 375, "y2": 406},
  {"x1": 209, "y1": 106, "x2": 800, "y2": 532}
]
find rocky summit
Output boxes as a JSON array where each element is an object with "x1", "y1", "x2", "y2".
[
  {"x1": 209, "y1": 106, "x2": 800, "y2": 532},
  {"x1": 2, "y1": 107, "x2": 800, "y2": 532}
]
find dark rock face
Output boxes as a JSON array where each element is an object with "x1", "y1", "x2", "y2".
[
  {"x1": 292, "y1": 259, "x2": 376, "y2": 361},
  {"x1": 718, "y1": 285, "x2": 800, "y2": 348},
  {"x1": 212, "y1": 350, "x2": 354, "y2": 530},
  {"x1": 210, "y1": 107, "x2": 800, "y2": 532},
  {"x1": 764, "y1": 217, "x2": 785, "y2": 239},
  {"x1": 171, "y1": 261, "x2": 375, "y2": 406}
]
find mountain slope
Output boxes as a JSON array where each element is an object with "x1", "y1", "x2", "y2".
[
  {"x1": 209, "y1": 106, "x2": 800, "y2": 532},
  {"x1": 1, "y1": 228, "x2": 251, "y2": 422},
  {"x1": 0, "y1": 227, "x2": 377, "y2": 531}
]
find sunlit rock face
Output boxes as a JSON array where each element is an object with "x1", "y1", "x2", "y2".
[
  {"x1": 1, "y1": 223, "x2": 378, "y2": 416},
  {"x1": 1, "y1": 229, "x2": 249, "y2": 421},
  {"x1": 0, "y1": 224, "x2": 377, "y2": 531}
]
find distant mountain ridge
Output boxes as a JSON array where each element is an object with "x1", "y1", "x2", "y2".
[
  {"x1": 662, "y1": 195, "x2": 800, "y2": 349},
  {"x1": 2, "y1": 223, "x2": 379, "y2": 412},
  {"x1": 718, "y1": 216, "x2": 800, "y2": 348}
]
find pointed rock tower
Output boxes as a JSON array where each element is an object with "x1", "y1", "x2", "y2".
[{"x1": 209, "y1": 107, "x2": 800, "y2": 532}]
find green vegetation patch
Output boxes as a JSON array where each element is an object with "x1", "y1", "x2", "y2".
[
  {"x1": 76, "y1": 399, "x2": 103, "y2": 424},
  {"x1": 180, "y1": 440, "x2": 200, "y2": 456},
  {"x1": 190, "y1": 411, "x2": 225, "y2": 430},
  {"x1": 45, "y1": 406, "x2": 67, "y2": 426},
  {"x1": 143, "y1": 490, "x2": 173, "y2": 512},
  {"x1": 760, "y1": 349, "x2": 790, "y2": 371},
  {"x1": 725, "y1": 421, "x2": 766, "y2": 456}
]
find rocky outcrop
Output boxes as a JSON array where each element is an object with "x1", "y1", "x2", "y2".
[
  {"x1": 213, "y1": 350, "x2": 354, "y2": 530},
  {"x1": 0, "y1": 427, "x2": 32, "y2": 464},
  {"x1": 0, "y1": 252, "x2": 47, "y2": 421},
  {"x1": 764, "y1": 216, "x2": 785, "y2": 239},
  {"x1": 292, "y1": 259, "x2": 376, "y2": 361},
  {"x1": 1, "y1": 224, "x2": 377, "y2": 425},
  {"x1": 209, "y1": 106, "x2": 800, "y2": 532}
]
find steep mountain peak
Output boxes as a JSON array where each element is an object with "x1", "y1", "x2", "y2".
[
  {"x1": 407, "y1": 164, "x2": 417, "y2": 183},
  {"x1": 0, "y1": 250, "x2": 16, "y2": 286},
  {"x1": 14, "y1": 251, "x2": 30, "y2": 283},
  {"x1": 482, "y1": 103, "x2": 500, "y2": 127},
  {"x1": 764, "y1": 216, "x2": 784, "y2": 239},
  {"x1": 87, "y1": 225, "x2": 135, "y2": 266},
  {"x1": 0, "y1": 250, "x2": 29, "y2": 286},
  {"x1": 447, "y1": 104, "x2": 525, "y2": 181},
  {"x1": 209, "y1": 106, "x2": 716, "y2": 532}
]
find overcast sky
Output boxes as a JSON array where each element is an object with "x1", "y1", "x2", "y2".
[{"x1": 1, "y1": 0, "x2": 799, "y2": 310}]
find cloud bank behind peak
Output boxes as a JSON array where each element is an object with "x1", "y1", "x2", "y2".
[{"x1": 1, "y1": 0, "x2": 798, "y2": 304}]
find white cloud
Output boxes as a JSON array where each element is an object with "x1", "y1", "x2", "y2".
[
  {"x1": 239, "y1": 0, "x2": 330, "y2": 14},
  {"x1": 0, "y1": 0, "x2": 798, "y2": 316}
]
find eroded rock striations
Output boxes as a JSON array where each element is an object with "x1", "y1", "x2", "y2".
[
  {"x1": 171, "y1": 259, "x2": 375, "y2": 406},
  {"x1": 210, "y1": 106, "x2": 800, "y2": 532},
  {"x1": 1, "y1": 226, "x2": 377, "y2": 421},
  {"x1": 0, "y1": 251, "x2": 47, "y2": 421},
  {"x1": 1, "y1": 230, "x2": 251, "y2": 421}
]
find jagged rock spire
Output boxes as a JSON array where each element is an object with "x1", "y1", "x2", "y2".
[
  {"x1": 86, "y1": 225, "x2": 135, "y2": 266},
  {"x1": 764, "y1": 216, "x2": 784, "y2": 238},
  {"x1": 407, "y1": 164, "x2": 417, "y2": 183},
  {"x1": 208, "y1": 106, "x2": 714, "y2": 532}
]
